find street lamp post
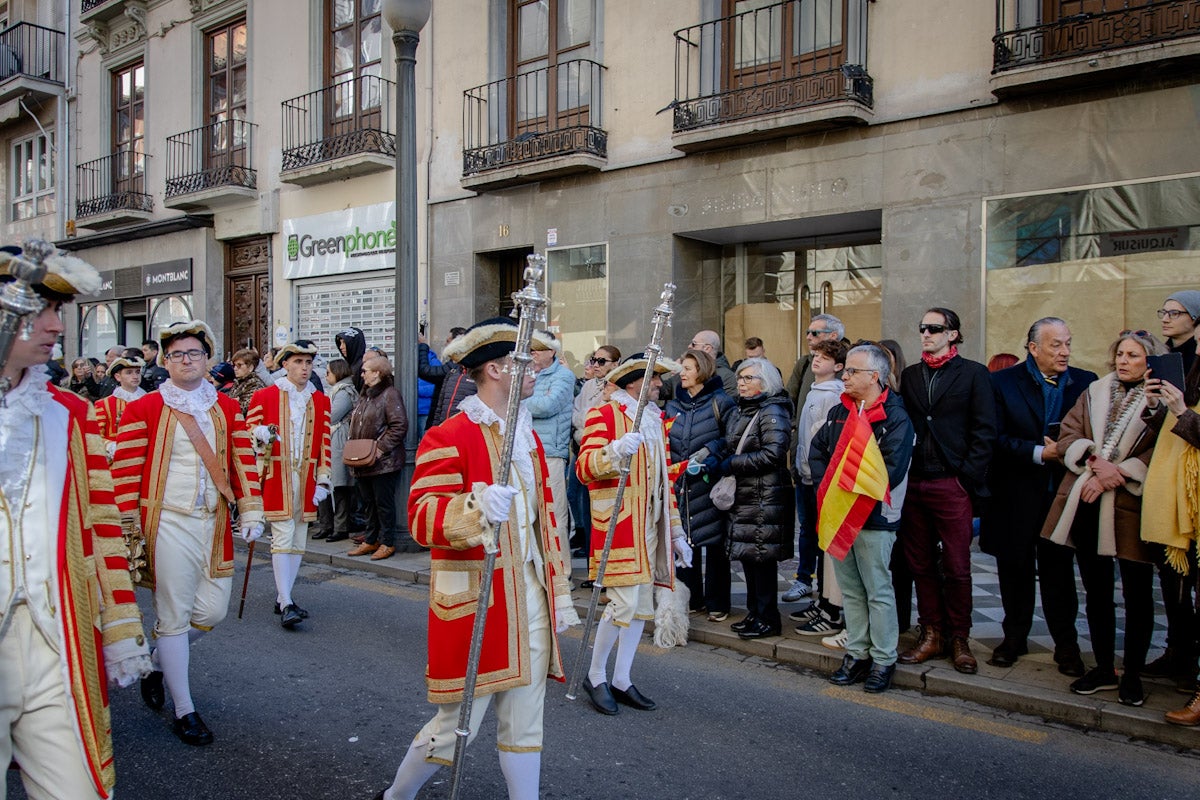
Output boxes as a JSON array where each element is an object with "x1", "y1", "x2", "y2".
[{"x1": 382, "y1": 0, "x2": 430, "y2": 534}]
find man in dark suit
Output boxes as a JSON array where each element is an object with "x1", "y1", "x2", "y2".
[
  {"x1": 981, "y1": 318, "x2": 1096, "y2": 671},
  {"x1": 898, "y1": 308, "x2": 997, "y2": 674}
]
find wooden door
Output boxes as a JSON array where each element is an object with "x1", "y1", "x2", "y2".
[{"x1": 225, "y1": 237, "x2": 271, "y2": 357}]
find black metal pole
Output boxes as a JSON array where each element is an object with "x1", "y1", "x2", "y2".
[{"x1": 394, "y1": 26, "x2": 420, "y2": 533}]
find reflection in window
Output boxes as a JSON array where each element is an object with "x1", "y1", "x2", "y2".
[
  {"x1": 80, "y1": 303, "x2": 118, "y2": 357},
  {"x1": 985, "y1": 175, "x2": 1200, "y2": 373},
  {"x1": 148, "y1": 295, "x2": 194, "y2": 341},
  {"x1": 547, "y1": 243, "x2": 606, "y2": 374}
]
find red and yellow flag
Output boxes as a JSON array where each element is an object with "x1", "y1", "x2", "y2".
[{"x1": 817, "y1": 393, "x2": 891, "y2": 560}]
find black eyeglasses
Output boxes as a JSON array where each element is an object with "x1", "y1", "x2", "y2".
[
  {"x1": 1157, "y1": 309, "x2": 1190, "y2": 320},
  {"x1": 918, "y1": 324, "x2": 947, "y2": 334},
  {"x1": 165, "y1": 349, "x2": 207, "y2": 363},
  {"x1": 805, "y1": 328, "x2": 832, "y2": 337},
  {"x1": 589, "y1": 356, "x2": 613, "y2": 365},
  {"x1": 1119, "y1": 329, "x2": 1150, "y2": 337}
]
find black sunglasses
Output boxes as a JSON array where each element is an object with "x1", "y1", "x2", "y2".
[
  {"x1": 589, "y1": 356, "x2": 613, "y2": 365},
  {"x1": 918, "y1": 324, "x2": 947, "y2": 334},
  {"x1": 1119, "y1": 329, "x2": 1150, "y2": 337}
]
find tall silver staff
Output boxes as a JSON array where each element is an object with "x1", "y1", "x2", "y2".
[
  {"x1": 448, "y1": 254, "x2": 547, "y2": 800},
  {"x1": 566, "y1": 282, "x2": 675, "y2": 701},
  {"x1": 0, "y1": 240, "x2": 51, "y2": 399}
]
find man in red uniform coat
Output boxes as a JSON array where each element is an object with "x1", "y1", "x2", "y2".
[
  {"x1": 0, "y1": 244, "x2": 151, "y2": 798},
  {"x1": 94, "y1": 355, "x2": 146, "y2": 458},
  {"x1": 112, "y1": 320, "x2": 263, "y2": 746},
  {"x1": 373, "y1": 318, "x2": 576, "y2": 800},
  {"x1": 246, "y1": 341, "x2": 331, "y2": 628},
  {"x1": 576, "y1": 353, "x2": 691, "y2": 715}
]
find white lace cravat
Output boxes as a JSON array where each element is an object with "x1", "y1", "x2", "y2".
[
  {"x1": 0, "y1": 364, "x2": 52, "y2": 507},
  {"x1": 459, "y1": 394, "x2": 536, "y2": 488},
  {"x1": 276, "y1": 377, "x2": 314, "y2": 458},
  {"x1": 112, "y1": 386, "x2": 146, "y2": 402}
]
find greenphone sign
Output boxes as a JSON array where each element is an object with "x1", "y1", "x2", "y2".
[{"x1": 283, "y1": 202, "x2": 397, "y2": 279}]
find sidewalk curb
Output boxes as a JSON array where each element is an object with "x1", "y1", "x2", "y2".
[{"x1": 281, "y1": 542, "x2": 1199, "y2": 751}]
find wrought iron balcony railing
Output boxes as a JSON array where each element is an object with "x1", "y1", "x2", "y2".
[
  {"x1": 76, "y1": 150, "x2": 153, "y2": 218},
  {"x1": 462, "y1": 59, "x2": 607, "y2": 176},
  {"x1": 165, "y1": 119, "x2": 257, "y2": 197},
  {"x1": 0, "y1": 22, "x2": 64, "y2": 86},
  {"x1": 281, "y1": 76, "x2": 395, "y2": 172},
  {"x1": 672, "y1": 0, "x2": 871, "y2": 133},
  {"x1": 81, "y1": 0, "x2": 117, "y2": 13},
  {"x1": 994, "y1": 0, "x2": 1200, "y2": 72}
]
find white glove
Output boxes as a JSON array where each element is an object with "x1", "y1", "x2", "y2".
[
  {"x1": 252, "y1": 425, "x2": 274, "y2": 443},
  {"x1": 105, "y1": 440, "x2": 117, "y2": 460},
  {"x1": 240, "y1": 521, "x2": 264, "y2": 543},
  {"x1": 313, "y1": 485, "x2": 330, "y2": 505},
  {"x1": 611, "y1": 431, "x2": 645, "y2": 459},
  {"x1": 673, "y1": 537, "x2": 693, "y2": 568},
  {"x1": 480, "y1": 483, "x2": 519, "y2": 525}
]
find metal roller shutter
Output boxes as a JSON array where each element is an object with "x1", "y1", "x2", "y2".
[{"x1": 294, "y1": 274, "x2": 396, "y2": 358}]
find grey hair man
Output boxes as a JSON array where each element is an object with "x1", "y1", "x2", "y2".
[{"x1": 686, "y1": 329, "x2": 737, "y2": 395}]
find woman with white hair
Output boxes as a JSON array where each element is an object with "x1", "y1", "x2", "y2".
[
  {"x1": 712, "y1": 357, "x2": 794, "y2": 639},
  {"x1": 1040, "y1": 329, "x2": 1165, "y2": 707}
]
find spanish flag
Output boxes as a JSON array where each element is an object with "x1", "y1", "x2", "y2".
[{"x1": 817, "y1": 392, "x2": 892, "y2": 560}]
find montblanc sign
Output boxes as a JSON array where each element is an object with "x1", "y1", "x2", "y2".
[
  {"x1": 141, "y1": 260, "x2": 192, "y2": 294},
  {"x1": 283, "y1": 202, "x2": 397, "y2": 279}
]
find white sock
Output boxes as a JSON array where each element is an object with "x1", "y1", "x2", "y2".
[
  {"x1": 187, "y1": 627, "x2": 208, "y2": 646},
  {"x1": 272, "y1": 553, "x2": 293, "y2": 607},
  {"x1": 498, "y1": 751, "x2": 541, "y2": 800},
  {"x1": 156, "y1": 632, "x2": 194, "y2": 718},
  {"x1": 588, "y1": 618, "x2": 619, "y2": 686},
  {"x1": 611, "y1": 619, "x2": 645, "y2": 692},
  {"x1": 384, "y1": 741, "x2": 440, "y2": 800}
]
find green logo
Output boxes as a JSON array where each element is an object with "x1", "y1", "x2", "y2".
[{"x1": 287, "y1": 235, "x2": 299, "y2": 261}]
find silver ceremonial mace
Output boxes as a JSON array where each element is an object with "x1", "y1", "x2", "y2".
[
  {"x1": 566, "y1": 282, "x2": 675, "y2": 701},
  {"x1": 447, "y1": 254, "x2": 548, "y2": 800},
  {"x1": 0, "y1": 243, "x2": 49, "y2": 399}
]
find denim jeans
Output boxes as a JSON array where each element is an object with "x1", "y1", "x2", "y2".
[
  {"x1": 831, "y1": 528, "x2": 899, "y2": 666},
  {"x1": 793, "y1": 483, "x2": 819, "y2": 584}
]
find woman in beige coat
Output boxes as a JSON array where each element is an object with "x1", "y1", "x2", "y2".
[{"x1": 1041, "y1": 330, "x2": 1164, "y2": 707}]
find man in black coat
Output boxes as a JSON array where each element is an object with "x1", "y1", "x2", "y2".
[
  {"x1": 981, "y1": 318, "x2": 1096, "y2": 671},
  {"x1": 898, "y1": 308, "x2": 997, "y2": 675}
]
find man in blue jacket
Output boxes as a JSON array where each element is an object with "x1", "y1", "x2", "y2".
[
  {"x1": 527, "y1": 331, "x2": 576, "y2": 562},
  {"x1": 810, "y1": 343, "x2": 915, "y2": 694}
]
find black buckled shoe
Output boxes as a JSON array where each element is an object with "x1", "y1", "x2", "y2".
[
  {"x1": 583, "y1": 678, "x2": 619, "y2": 715},
  {"x1": 612, "y1": 684, "x2": 657, "y2": 711},
  {"x1": 140, "y1": 670, "x2": 165, "y2": 710},
  {"x1": 274, "y1": 602, "x2": 309, "y2": 619},
  {"x1": 829, "y1": 655, "x2": 874, "y2": 686},
  {"x1": 172, "y1": 711, "x2": 214, "y2": 746},
  {"x1": 280, "y1": 604, "x2": 305, "y2": 628},
  {"x1": 864, "y1": 663, "x2": 896, "y2": 694}
]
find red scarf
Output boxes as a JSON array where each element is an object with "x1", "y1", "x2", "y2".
[{"x1": 921, "y1": 345, "x2": 958, "y2": 370}]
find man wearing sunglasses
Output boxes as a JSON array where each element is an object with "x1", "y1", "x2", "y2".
[{"x1": 897, "y1": 308, "x2": 996, "y2": 675}]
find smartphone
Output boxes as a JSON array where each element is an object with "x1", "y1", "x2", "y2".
[
  {"x1": 1147, "y1": 352, "x2": 1186, "y2": 393},
  {"x1": 1046, "y1": 422, "x2": 1061, "y2": 440}
]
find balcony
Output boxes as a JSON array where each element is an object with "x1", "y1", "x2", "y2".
[
  {"x1": 75, "y1": 150, "x2": 153, "y2": 228},
  {"x1": 461, "y1": 59, "x2": 607, "y2": 191},
  {"x1": 80, "y1": 0, "x2": 130, "y2": 23},
  {"x1": 280, "y1": 76, "x2": 395, "y2": 186},
  {"x1": 0, "y1": 23, "x2": 65, "y2": 108},
  {"x1": 671, "y1": 0, "x2": 873, "y2": 153},
  {"x1": 992, "y1": 0, "x2": 1200, "y2": 96},
  {"x1": 164, "y1": 119, "x2": 257, "y2": 211}
]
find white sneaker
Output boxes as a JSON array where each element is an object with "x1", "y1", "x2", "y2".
[
  {"x1": 821, "y1": 629, "x2": 848, "y2": 651},
  {"x1": 781, "y1": 579, "x2": 812, "y2": 603}
]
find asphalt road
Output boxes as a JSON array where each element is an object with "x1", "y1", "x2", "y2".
[{"x1": 9, "y1": 555, "x2": 1200, "y2": 800}]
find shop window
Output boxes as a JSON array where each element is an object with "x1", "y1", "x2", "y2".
[
  {"x1": 11, "y1": 131, "x2": 54, "y2": 221},
  {"x1": 985, "y1": 175, "x2": 1200, "y2": 373},
  {"x1": 546, "y1": 242, "x2": 606, "y2": 373},
  {"x1": 79, "y1": 302, "x2": 118, "y2": 358},
  {"x1": 721, "y1": 241, "x2": 881, "y2": 368},
  {"x1": 148, "y1": 295, "x2": 194, "y2": 339}
]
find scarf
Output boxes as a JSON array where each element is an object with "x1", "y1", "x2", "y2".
[
  {"x1": 1025, "y1": 356, "x2": 1064, "y2": 435},
  {"x1": 1141, "y1": 403, "x2": 1200, "y2": 574},
  {"x1": 921, "y1": 345, "x2": 958, "y2": 370},
  {"x1": 816, "y1": 390, "x2": 892, "y2": 560}
]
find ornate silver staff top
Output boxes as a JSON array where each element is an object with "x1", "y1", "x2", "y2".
[{"x1": 0, "y1": 240, "x2": 53, "y2": 398}]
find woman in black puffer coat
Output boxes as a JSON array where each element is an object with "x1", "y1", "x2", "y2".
[
  {"x1": 715, "y1": 356, "x2": 794, "y2": 640},
  {"x1": 666, "y1": 349, "x2": 737, "y2": 620}
]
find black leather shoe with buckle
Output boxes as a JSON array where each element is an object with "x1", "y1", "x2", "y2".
[
  {"x1": 280, "y1": 604, "x2": 304, "y2": 628},
  {"x1": 274, "y1": 602, "x2": 309, "y2": 619},
  {"x1": 140, "y1": 670, "x2": 165, "y2": 710}
]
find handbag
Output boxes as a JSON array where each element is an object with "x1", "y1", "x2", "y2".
[
  {"x1": 709, "y1": 411, "x2": 760, "y2": 512},
  {"x1": 342, "y1": 438, "x2": 379, "y2": 468}
]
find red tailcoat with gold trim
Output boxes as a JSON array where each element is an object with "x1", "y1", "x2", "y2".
[
  {"x1": 408, "y1": 411, "x2": 572, "y2": 704},
  {"x1": 111, "y1": 392, "x2": 262, "y2": 590},
  {"x1": 35, "y1": 388, "x2": 147, "y2": 797},
  {"x1": 245, "y1": 384, "x2": 332, "y2": 522},
  {"x1": 93, "y1": 394, "x2": 128, "y2": 446},
  {"x1": 576, "y1": 400, "x2": 680, "y2": 588}
]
